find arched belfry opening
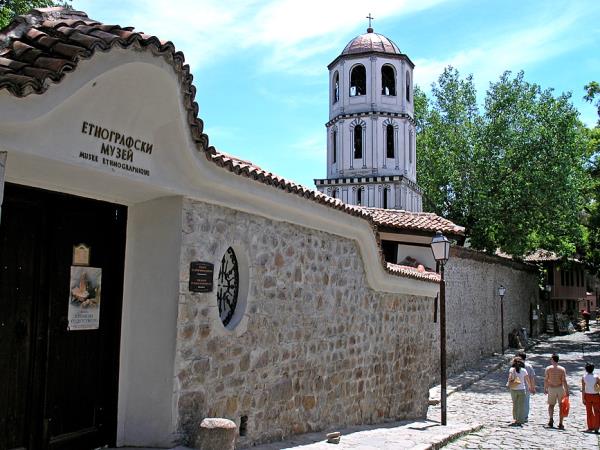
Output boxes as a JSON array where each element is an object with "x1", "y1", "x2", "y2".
[
  {"x1": 350, "y1": 64, "x2": 366, "y2": 96},
  {"x1": 333, "y1": 71, "x2": 339, "y2": 103},
  {"x1": 381, "y1": 65, "x2": 396, "y2": 96},
  {"x1": 353, "y1": 124, "x2": 363, "y2": 159},
  {"x1": 386, "y1": 124, "x2": 395, "y2": 158}
]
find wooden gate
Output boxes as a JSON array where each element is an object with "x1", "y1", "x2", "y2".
[{"x1": 0, "y1": 183, "x2": 127, "y2": 450}]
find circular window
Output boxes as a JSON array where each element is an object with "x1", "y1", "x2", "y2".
[{"x1": 217, "y1": 247, "x2": 239, "y2": 327}]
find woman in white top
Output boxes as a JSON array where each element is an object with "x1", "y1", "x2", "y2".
[
  {"x1": 507, "y1": 356, "x2": 529, "y2": 426},
  {"x1": 582, "y1": 362, "x2": 600, "y2": 433}
]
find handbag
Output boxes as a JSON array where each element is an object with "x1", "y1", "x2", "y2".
[
  {"x1": 507, "y1": 375, "x2": 521, "y2": 389},
  {"x1": 560, "y1": 395, "x2": 570, "y2": 417}
]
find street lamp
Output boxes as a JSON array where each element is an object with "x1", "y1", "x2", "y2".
[
  {"x1": 498, "y1": 285, "x2": 506, "y2": 354},
  {"x1": 431, "y1": 231, "x2": 451, "y2": 426}
]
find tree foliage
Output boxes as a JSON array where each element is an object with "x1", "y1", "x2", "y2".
[
  {"x1": 584, "y1": 81, "x2": 600, "y2": 125},
  {"x1": 0, "y1": 0, "x2": 70, "y2": 29},
  {"x1": 416, "y1": 67, "x2": 589, "y2": 258},
  {"x1": 582, "y1": 81, "x2": 600, "y2": 274}
]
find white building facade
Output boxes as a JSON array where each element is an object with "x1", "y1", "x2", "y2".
[{"x1": 314, "y1": 27, "x2": 423, "y2": 212}]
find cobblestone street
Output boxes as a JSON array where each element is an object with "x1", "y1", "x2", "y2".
[{"x1": 436, "y1": 328, "x2": 600, "y2": 449}]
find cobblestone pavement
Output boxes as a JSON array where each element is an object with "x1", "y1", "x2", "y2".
[{"x1": 434, "y1": 328, "x2": 600, "y2": 449}]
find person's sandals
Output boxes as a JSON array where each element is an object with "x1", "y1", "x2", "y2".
[
  {"x1": 558, "y1": 424, "x2": 565, "y2": 430},
  {"x1": 547, "y1": 419, "x2": 554, "y2": 428}
]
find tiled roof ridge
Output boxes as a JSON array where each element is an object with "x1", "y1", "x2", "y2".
[
  {"x1": 0, "y1": 8, "x2": 443, "y2": 285},
  {"x1": 361, "y1": 206, "x2": 442, "y2": 217}
]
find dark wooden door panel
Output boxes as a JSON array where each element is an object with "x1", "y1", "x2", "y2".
[
  {"x1": 0, "y1": 200, "x2": 39, "y2": 450},
  {"x1": 46, "y1": 200, "x2": 124, "y2": 449},
  {"x1": 0, "y1": 184, "x2": 126, "y2": 450}
]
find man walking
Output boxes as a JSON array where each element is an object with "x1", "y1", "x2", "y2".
[
  {"x1": 518, "y1": 351, "x2": 536, "y2": 422},
  {"x1": 544, "y1": 353, "x2": 569, "y2": 429}
]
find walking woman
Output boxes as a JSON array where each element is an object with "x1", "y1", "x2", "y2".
[
  {"x1": 582, "y1": 362, "x2": 600, "y2": 433},
  {"x1": 507, "y1": 356, "x2": 529, "y2": 426}
]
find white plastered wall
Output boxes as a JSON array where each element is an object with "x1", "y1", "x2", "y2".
[{"x1": 118, "y1": 196, "x2": 183, "y2": 447}]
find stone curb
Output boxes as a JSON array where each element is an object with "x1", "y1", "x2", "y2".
[{"x1": 410, "y1": 424, "x2": 484, "y2": 450}]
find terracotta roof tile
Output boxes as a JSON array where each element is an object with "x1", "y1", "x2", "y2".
[
  {"x1": 0, "y1": 8, "x2": 449, "y2": 286},
  {"x1": 358, "y1": 207, "x2": 465, "y2": 236},
  {"x1": 386, "y1": 263, "x2": 440, "y2": 283},
  {"x1": 523, "y1": 250, "x2": 561, "y2": 262}
]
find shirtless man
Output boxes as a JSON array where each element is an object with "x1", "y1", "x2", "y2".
[{"x1": 544, "y1": 353, "x2": 569, "y2": 429}]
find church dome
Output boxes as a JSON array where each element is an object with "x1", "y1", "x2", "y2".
[{"x1": 341, "y1": 28, "x2": 401, "y2": 56}]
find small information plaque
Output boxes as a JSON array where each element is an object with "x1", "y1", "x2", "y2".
[
  {"x1": 72, "y1": 243, "x2": 91, "y2": 266},
  {"x1": 189, "y1": 261, "x2": 214, "y2": 293}
]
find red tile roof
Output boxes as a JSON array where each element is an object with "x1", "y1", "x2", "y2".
[
  {"x1": 522, "y1": 250, "x2": 561, "y2": 262},
  {"x1": 359, "y1": 207, "x2": 465, "y2": 236},
  {"x1": 386, "y1": 263, "x2": 441, "y2": 283},
  {"x1": 0, "y1": 8, "x2": 452, "y2": 285}
]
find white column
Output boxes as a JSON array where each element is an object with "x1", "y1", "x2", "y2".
[
  {"x1": 394, "y1": 123, "x2": 400, "y2": 170},
  {"x1": 362, "y1": 124, "x2": 367, "y2": 169},
  {"x1": 403, "y1": 122, "x2": 408, "y2": 175},
  {"x1": 401, "y1": 60, "x2": 406, "y2": 113},
  {"x1": 371, "y1": 116, "x2": 378, "y2": 172},
  {"x1": 339, "y1": 119, "x2": 345, "y2": 175},
  {"x1": 370, "y1": 55, "x2": 377, "y2": 110},
  {"x1": 340, "y1": 61, "x2": 346, "y2": 114},
  {"x1": 0, "y1": 152, "x2": 6, "y2": 224},
  {"x1": 349, "y1": 124, "x2": 354, "y2": 170}
]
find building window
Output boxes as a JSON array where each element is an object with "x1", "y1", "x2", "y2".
[
  {"x1": 381, "y1": 64, "x2": 396, "y2": 96},
  {"x1": 217, "y1": 247, "x2": 239, "y2": 327},
  {"x1": 332, "y1": 130, "x2": 337, "y2": 164},
  {"x1": 357, "y1": 188, "x2": 362, "y2": 205},
  {"x1": 383, "y1": 187, "x2": 389, "y2": 209},
  {"x1": 333, "y1": 71, "x2": 339, "y2": 103},
  {"x1": 409, "y1": 130, "x2": 413, "y2": 163},
  {"x1": 332, "y1": 189, "x2": 337, "y2": 199},
  {"x1": 350, "y1": 64, "x2": 366, "y2": 96},
  {"x1": 406, "y1": 71, "x2": 410, "y2": 102},
  {"x1": 354, "y1": 125, "x2": 363, "y2": 159},
  {"x1": 386, "y1": 124, "x2": 394, "y2": 158}
]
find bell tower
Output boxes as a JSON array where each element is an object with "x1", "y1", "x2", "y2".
[{"x1": 314, "y1": 21, "x2": 422, "y2": 211}]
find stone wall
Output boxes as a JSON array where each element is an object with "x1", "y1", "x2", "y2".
[
  {"x1": 443, "y1": 247, "x2": 538, "y2": 376},
  {"x1": 174, "y1": 199, "x2": 436, "y2": 447}
]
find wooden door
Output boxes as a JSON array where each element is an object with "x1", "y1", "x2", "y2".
[{"x1": 0, "y1": 183, "x2": 127, "y2": 450}]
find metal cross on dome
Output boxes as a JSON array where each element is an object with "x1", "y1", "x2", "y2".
[{"x1": 366, "y1": 13, "x2": 375, "y2": 28}]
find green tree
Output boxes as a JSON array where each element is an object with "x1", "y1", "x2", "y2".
[
  {"x1": 584, "y1": 81, "x2": 600, "y2": 125},
  {"x1": 582, "y1": 82, "x2": 600, "y2": 274},
  {"x1": 0, "y1": 0, "x2": 70, "y2": 29},
  {"x1": 416, "y1": 68, "x2": 588, "y2": 258}
]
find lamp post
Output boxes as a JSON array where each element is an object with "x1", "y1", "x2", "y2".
[
  {"x1": 431, "y1": 230, "x2": 451, "y2": 426},
  {"x1": 545, "y1": 284, "x2": 556, "y2": 335},
  {"x1": 498, "y1": 285, "x2": 506, "y2": 354}
]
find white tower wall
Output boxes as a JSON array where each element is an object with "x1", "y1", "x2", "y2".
[{"x1": 316, "y1": 28, "x2": 421, "y2": 212}]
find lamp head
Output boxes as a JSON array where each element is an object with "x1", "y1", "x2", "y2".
[
  {"x1": 430, "y1": 231, "x2": 451, "y2": 264},
  {"x1": 498, "y1": 285, "x2": 506, "y2": 298}
]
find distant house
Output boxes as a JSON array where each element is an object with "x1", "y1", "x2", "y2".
[{"x1": 524, "y1": 250, "x2": 588, "y2": 321}]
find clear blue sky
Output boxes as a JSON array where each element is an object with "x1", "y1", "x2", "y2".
[{"x1": 74, "y1": 0, "x2": 600, "y2": 187}]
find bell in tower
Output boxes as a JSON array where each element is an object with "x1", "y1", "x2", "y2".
[{"x1": 314, "y1": 17, "x2": 423, "y2": 212}]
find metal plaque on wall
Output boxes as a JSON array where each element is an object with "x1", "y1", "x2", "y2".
[{"x1": 189, "y1": 261, "x2": 214, "y2": 293}]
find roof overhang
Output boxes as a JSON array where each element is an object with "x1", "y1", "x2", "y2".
[{"x1": 328, "y1": 51, "x2": 415, "y2": 71}]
